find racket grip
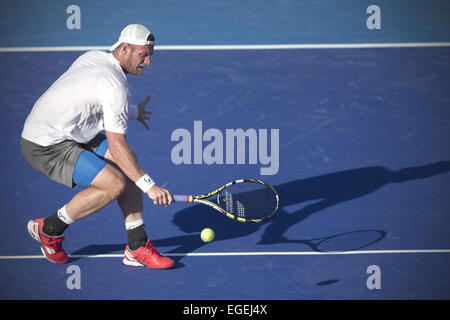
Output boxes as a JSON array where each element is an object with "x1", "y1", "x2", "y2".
[{"x1": 173, "y1": 195, "x2": 193, "y2": 202}]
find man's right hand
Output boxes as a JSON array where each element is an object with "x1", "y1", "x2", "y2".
[{"x1": 147, "y1": 184, "x2": 173, "y2": 207}]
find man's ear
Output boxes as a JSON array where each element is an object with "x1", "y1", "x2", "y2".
[{"x1": 118, "y1": 43, "x2": 130, "y2": 57}]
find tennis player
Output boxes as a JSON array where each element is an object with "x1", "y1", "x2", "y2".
[{"x1": 21, "y1": 24, "x2": 175, "y2": 269}]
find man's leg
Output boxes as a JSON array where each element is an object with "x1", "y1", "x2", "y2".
[
  {"x1": 43, "y1": 136, "x2": 146, "y2": 248},
  {"x1": 65, "y1": 164, "x2": 126, "y2": 220},
  {"x1": 42, "y1": 159, "x2": 127, "y2": 237},
  {"x1": 102, "y1": 149, "x2": 175, "y2": 269},
  {"x1": 103, "y1": 150, "x2": 148, "y2": 250},
  {"x1": 28, "y1": 159, "x2": 127, "y2": 264}
]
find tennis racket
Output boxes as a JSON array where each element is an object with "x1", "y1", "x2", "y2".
[{"x1": 173, "y1": 179, "x2": 280, "y2": 223}]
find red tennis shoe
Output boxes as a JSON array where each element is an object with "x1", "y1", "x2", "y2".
[
  {"x1": 27, "y1": 218, "x2": 69, "y2": 264},
  {"x1": 123, "y1": 240, "x2": 175, "y2": 269}
]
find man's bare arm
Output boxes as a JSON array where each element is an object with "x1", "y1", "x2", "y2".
[{"x1": 105, "y1": 130, "x2": 172, "y2": 205}]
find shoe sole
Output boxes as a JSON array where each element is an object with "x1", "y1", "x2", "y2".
[
  {"x1": 27, "y1": 220, "x2": 67, "y2": 264},
  {"x1": 123, "y1": 251, "x2": 145, "y2": 267}
]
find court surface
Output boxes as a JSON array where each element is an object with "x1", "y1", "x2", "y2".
[{"x1": 0, "y1": 1, "x2": 449, "y2": 301}]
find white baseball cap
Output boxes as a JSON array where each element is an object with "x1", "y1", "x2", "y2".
[{"x1": 109, "y1": 24, "x2": 155, "y2": 51}]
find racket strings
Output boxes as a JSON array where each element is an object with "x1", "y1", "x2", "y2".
[{"x1": 218, "y1": 182, "x2": 278, "y2": 220}]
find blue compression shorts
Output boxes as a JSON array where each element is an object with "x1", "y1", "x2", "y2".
[{"x1": 73, "y1": 135, "x2": 109, "y2": 187}]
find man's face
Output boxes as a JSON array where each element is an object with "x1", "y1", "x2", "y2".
[{"x1": 122, "y1": 44, "x2": 153, "y2": 76}]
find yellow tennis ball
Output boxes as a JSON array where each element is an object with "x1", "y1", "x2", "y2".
[{"x1": 201, "y1": 228, "x2": 215, "y2": 243}]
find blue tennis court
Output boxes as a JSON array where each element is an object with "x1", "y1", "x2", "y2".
[{"x1": 0, "y1": 0, "x2": 449, "y2": 304}]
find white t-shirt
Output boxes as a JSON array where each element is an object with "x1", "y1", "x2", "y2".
[{"x1": 21, "y1": 50, "x2": 138, "y2": 146}]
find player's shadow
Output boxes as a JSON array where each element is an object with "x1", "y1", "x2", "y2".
[
  {"x1": 166, "y1": 160, "x2": 450, "y2": 255},
  {"x1": 260, "y1": 160, "x2": 450, "y2": 245}
]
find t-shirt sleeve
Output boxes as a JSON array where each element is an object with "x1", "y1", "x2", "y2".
[{"x1": 101, "y1": 86, "x2": 130, "y2": 134}]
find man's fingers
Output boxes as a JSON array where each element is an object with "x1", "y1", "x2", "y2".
[
  {"x1": 139, "y1": 95, "x2": 151, "y2": 109},
  {"x1": 161, "y1": 191, "x2": 172, "y2": 206},
  {"x1": 162, "y1": 193, "x2": 169, "y2": 205},
  {"x1": 137, "y1": 96, "x2": 152, "y2": 131},
  {"x1": 149, "y1": 187, "x2": 173, "y2": 206},
  {"x1": 165, "y1": 190, "x2": 173, "y2": 204}
]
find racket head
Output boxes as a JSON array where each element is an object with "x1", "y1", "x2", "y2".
[{"x1": 214, "y1": 179, "x2": 280, "y2": 223}]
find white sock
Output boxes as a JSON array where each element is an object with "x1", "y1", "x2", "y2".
[
  {"x1": 57, "y1": 205, "x2": 75, "y2": 225},
  {"x1": 125, "y1": 219, "x2": 144, "y2": 230}
]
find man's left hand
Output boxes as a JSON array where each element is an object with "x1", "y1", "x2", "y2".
[{"x1": 137, "y1": 95, "x2": 151, "y2": 130}]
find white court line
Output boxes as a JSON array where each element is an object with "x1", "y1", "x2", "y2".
[
  {"x1": 0, "y1": 249, "x2": 449, "y2": 260},
  {"x1": 0, "y1": 42, "x2": 450, "y2": 52}
]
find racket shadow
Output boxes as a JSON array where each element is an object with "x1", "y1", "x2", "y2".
[{"x1": 284, "y1": 229, "x2": 387, "y2": 252}]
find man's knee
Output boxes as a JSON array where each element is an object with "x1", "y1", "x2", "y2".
[
  {"x1": 109, "y1": 168, "x2": 127, "y2": 198},
  {"x1": 92, "y1": 164, "x2": 127, "y2": 199}
]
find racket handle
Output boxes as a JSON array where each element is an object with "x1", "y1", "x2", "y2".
[{"x1": 173, "y1": 195, "x2": 193, "y2": 202}]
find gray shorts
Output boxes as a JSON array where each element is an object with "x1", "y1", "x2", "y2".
[{"x1": 21, "y1": 134, "x2": 108, "y2": 188}]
